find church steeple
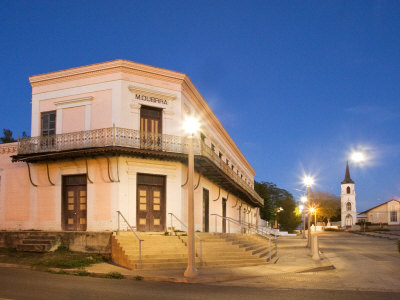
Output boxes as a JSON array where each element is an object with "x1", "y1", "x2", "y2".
[{"x1": 341, "y1": 161, "x2": 354, "y2": 184}]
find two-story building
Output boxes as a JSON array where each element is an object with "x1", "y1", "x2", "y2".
[{"x1": 0, "y1": 59, "x2": 263, "y2": 235}]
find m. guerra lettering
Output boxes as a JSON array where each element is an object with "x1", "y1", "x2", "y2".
[{"x1": 135, "y1": 94, "x2": 168, "y2": 105}]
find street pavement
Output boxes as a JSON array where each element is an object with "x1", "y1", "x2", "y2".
[
  {"x1": 0, "y1": 231, "x2": 399, "y2": 299},
  {"x1": 0, "y1": 267, "x2": 399, "y2": 300},
  {"x1": 214, "y1": 232, "x2": 400, "y2": 293}
]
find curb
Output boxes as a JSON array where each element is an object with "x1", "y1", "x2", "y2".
[{"x1": 0, "y1": 263, "x2": 261, "y2": 284}]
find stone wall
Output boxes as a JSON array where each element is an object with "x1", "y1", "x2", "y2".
[{"x1": 0, "y1": 231, "x2": 112, "y2": 254}]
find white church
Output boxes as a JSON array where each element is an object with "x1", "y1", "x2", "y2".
[{"x1": 341, "y1": 161, "x2": 357, "y2": 227}]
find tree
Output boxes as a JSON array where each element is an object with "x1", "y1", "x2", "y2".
[
  {"x1": 0, "y1": 129, "x2": 16, "y2": 143},
  {"x1": 310, "y1": 190, "x2": 341, "y2": 224},
  {"x1": 255, "y1": 181, "x2": 301, "y2": 232}
]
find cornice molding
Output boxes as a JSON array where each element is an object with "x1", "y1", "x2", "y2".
[
  {"x1": 54, "y1": 96, "x2": 93, "y2": 108},
  {"x1": 29, "y1": 59, "x2": 186, "y2": 87}
]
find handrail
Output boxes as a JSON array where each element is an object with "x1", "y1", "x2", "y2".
[
  {"x1": 211, "y1": 213, "x2": 278, "y2": 262},
  {"x1": 116, "y1": 210, "x2": 143, "y2": 268},
  {"x1": 168, "y1": 213, "x2": 203, "y2": 264}
]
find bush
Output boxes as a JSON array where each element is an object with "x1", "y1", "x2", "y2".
[
  {"x1": 105, "y1": 272, "x2": 124, "y2": 279},
  {"x1": 324, "y1": 228, "x2": 341, "y2": 232},
  {"x1": 55, "y1": 246, "x2": 70, "y2": 253}
]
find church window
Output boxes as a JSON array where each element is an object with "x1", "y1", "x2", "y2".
[
  {"x1": 346, "y1": 186, "x2": 350, "y2": 194},
  {"x1": 390, "y1": 211, "x2": 397, "y2": 222},
  {"x1": 346, "y1": 202, "x2": 351, "y2": 211}
]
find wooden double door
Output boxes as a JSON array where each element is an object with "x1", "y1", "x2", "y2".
[
  {"x1": 62, "y1": 175, "x2": 87, "y2": 231},
  {"x1": 136, "y1": 174, "x2": 166, "y2": 232}
]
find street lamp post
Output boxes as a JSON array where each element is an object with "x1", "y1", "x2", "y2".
[
  {"x1": 301, "y1": 196, "x2": 307, "y2": 239},
  {"x1": 314, "y1": 208, "x2": 317, "y2": 229},
  {"x1": 183, "y1": 116, "x2": 200, "y2": 278},
  {"x1": 303, "y1": 176, "x2": 314, "y2": 248}
]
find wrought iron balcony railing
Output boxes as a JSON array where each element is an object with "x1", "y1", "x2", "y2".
[{"x1": 17, "y1": 127, "x2": 263, "y2": 205}]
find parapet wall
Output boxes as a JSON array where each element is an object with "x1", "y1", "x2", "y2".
[{"x1": 0, "y1": 231, "x2": 112, "y2": 254}]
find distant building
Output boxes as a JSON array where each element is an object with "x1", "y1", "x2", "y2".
[
  {"x1": 340, "y1": 161, "x2": 357, "y2": 227},
  {"x1": 358, "y1": 199, "x2": 400, "y2": 225}
]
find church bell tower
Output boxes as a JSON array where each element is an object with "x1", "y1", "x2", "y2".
[{"x1": 341, "y1": 161, "x2": 357, "y2": 227}]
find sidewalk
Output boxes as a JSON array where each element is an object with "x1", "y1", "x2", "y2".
[{"x1": 83, "y1": 235, "x2": 334, "y2": 283}]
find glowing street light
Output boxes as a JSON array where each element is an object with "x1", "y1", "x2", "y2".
[
  {"x1": 182, "y1": 115, "x2": 200, "y2": 278},
  {"x1": 301, "y1": 196, "x2": 307, "y2": 203},
  {"x1": 303, "y1": 176, "x2": 314, "y2": 187},
  {"x1": 183, "y1": 116, "x2": 201, "y2": 135},
  {"x1": 350, "y1": 151, "x2": 365, "y2": 163}
]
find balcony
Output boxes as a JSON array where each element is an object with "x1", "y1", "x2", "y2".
[{"x1": 14, "y1": 127, "x2": 263, "y2": 207}]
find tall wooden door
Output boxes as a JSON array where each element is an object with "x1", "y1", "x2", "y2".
[
  {"x1": 203, "y1": 188, "x2": 209, "y2": 232},
  {"x1": 140, "y1": 106, "x2": 162, "y2": 150},
  {"x1": 62, "y1": 175, "x2": 87, "y2": 231},
  {"x1": 137, "y1": 174, "x2": 165, "y2": 232},
  {"x1": 222, "y1": 198, "x2": 227, "y2": 233}
]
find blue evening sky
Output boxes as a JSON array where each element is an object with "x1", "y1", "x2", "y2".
[{"x1": 1, "y1": 1, "x2": 399, "y2": 211}]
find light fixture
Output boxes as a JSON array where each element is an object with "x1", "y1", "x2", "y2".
[
  {"x1": 303, "y1": 176, "x2": 314, "y2": 187},
  {"x1": 350, "y1": 151, "x2": 365, "y2": 163},
  {"x1": 183, "y1": 116, "x2": 200, "y2": 135}
]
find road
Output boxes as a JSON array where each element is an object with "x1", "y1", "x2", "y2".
[
  {"x1": 0, "y1": 267, "x2": 399, "y2": 300},
  {"x1": 1, "y1": 232, "x2": 400, "y2": 299}
]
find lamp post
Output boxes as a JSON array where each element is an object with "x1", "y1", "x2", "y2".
[
  {"x1": 301, "y1": 196, "x2": 307, "y2": 239},
  {"x1": 314, "y1": 208, "x2": 318, "y2": 229},
  {"x1": 274, "y1": 207, "x2": 283, "y2": 229},
  {"x1": 183, "y1": 116, "x2": 200, "y2": 278},
  {"x1": 303, "y1": 176, "x2": 314, "y2": 248}
]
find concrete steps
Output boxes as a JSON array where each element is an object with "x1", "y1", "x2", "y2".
[
  {"x1": 16, "y1": 233, "x2": 58, "y2": 252},
  {"x1": 221, "y1": 233, "x2": 278, "y2": 262},
  {"x1": 112, "y1": 232, "x2": 275, "y2": 270}
]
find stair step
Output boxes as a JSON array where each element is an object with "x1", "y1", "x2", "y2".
[
  {"x1": 16, "y1": 244, "x2": 51, "y2": 252},
  {"x1": 22, "y1": 239, "x2": 53, "y2": 245}
]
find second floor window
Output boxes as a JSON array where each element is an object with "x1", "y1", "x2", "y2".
[
  {"x1": 346, "y1": 202, "x2": 351, "y2": 211},
  {"x1": 41, "y1": 111, "x2": 56, "y2": 136}
]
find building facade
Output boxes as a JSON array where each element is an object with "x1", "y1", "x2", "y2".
[
  {"x1": 341, "y1": 162, "x2": 357, "y2": 227},
  {"x1": 359, "y1": 199, "x2": 400, "y2": 225},
  {"x1": 0, "y1": 60, "x2": 263, "y2": 233}
]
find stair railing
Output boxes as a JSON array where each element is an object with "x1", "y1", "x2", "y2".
[
  {"x1": 168, "y1": 212, "x2": 203, "y2": 264},
  {"x1": 211, "y1": 213, "x2": 278, "y2": 262},
  {"x1": 117, "y1": 210, "x2": 143, "y2": 268},
  {"x1": 210, "y1": 213, "x2": 244, "y2": 234}
]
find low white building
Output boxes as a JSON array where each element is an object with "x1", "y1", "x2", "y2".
[{"x1": 359, "y1": 199, "x2": 400, "y2": 225}]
